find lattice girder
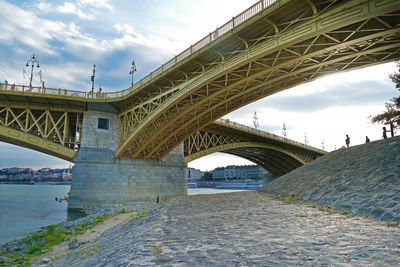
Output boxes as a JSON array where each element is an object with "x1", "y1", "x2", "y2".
[
  {"x1": 183, "y1": 119, "x2": 325, "y2": 176},
  {"x1": 116, "y1": 0, "x2": 400, "y2": 160},
  {"x1": 0, "y1": 105, "x2": 82, "y2": 161}
]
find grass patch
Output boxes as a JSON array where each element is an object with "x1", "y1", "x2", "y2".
[
  {"x1": 140, "y1": 208, "x2": 147, "y2": 215},
  {"x1": 1, "y1": 209, "x2": 136, "y2": 266},
  {"x1": 385, "y1": 221, "x2": 400, "y2": 227},
  {"x1": 273, "y1": 193, "x2": 302, "y2": 204},
  {"x1": 2, "y1": 224, "x2": 69, "y2": 266},
  {"x1": 340, "y1": 210, "x2": 352, "y2": 216},
  {"x1": 152, "y1": 245, "x2": 163, "y2": 255}
]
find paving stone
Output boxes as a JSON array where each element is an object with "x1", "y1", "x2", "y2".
[{"x1": 52, "y1": 192, "x2": 400, "y2": 266}]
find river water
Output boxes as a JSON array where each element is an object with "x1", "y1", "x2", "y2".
[{"x1": 0, "y1": 184, "x2": 243, "y2": 245}]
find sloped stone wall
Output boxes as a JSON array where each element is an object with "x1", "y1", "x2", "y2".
[{"x1": 259, "y1": 136, "x2": 400, "y2": 222}]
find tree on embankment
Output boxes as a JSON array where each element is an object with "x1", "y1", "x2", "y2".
[{"x1": 370, "y1": 62, "x2": 400, "y2": 131}]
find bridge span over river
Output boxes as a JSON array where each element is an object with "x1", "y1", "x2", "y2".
[{"x1": 0, "y1": 0, "x2": 399, "y2": 211}]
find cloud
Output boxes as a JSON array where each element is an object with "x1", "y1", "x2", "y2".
[
  {"x1": 57, "y1": 2, "x2": 95, "y2": 20},
  {"x1": 0, "y1": 1, "x2": 64, "y2": 54},
  {"x1": 79, "y1": 0, "x2": 113, "y2": 10},
  {"x1": 260, "y1": 80, "x2": 396, "y2": 112},
  {"x1": 0, "y1": 1, "x2": 176, "y2": 90},
  {"x1": 188, "y1": 152, "x2": 253, "y2": 172},
  {"x1": 34, "y1": 0, "x2": 113, "y2": 20}
]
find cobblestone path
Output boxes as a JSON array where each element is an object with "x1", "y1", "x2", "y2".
[{"x1": 54, "y1": 191, "x2": 400, "y2": 266}]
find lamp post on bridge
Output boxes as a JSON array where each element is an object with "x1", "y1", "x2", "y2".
[
  {"x1": 25, "y1": 54, "x2": 40, "y2": 87},
  {"x1": 130, "y1": 60, "x2": 137, "y2": 87},
  {"x1": 304, "y1": 132, "x2": 309, "y2": 145},
  {"x1": 282, "y1": 123, "x2": 287, "y2": 137},
  {"x1": 91, "y1": 64, "x2": 96, "y2": 98}
]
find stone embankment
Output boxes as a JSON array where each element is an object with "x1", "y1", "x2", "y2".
[{"x1": 260, "y1": 136, "x2": 400, "y2": 222}]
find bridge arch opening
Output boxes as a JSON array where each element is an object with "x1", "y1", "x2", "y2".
[{"x1": 186, "y1": 142, "x2": 306, "y2": 177}]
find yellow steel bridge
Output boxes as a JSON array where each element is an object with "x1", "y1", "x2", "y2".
[{"x1": 1, "y1": 0, "x2": 399, "y2": 168}]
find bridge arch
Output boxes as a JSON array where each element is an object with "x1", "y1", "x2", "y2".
[
  {"x1": 185, "y1": 142, "x2": 305, "y2": 177},
  {"x1": 115, "y1": 0, "x2": 400, "y2": 159},
  {"x1": 0, "y1": 125, "x2": 75, "y2": 162}
]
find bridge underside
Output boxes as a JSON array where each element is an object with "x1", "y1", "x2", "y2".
[
  {"x1": 187, "y1": 143, "x2": 304, "y2": 177},
  {"x1": 116, "y1": 0, "x2": 400, "y2": 160},
  {"x1": 184, "y1": 120, "x2": 325, "y2": 177},
  {"x1": 0, "y1": 125, "x2": 75, "y2": 161},
  {"x1": 223, "y1": 146, "x2": 303, "y2": 178}
]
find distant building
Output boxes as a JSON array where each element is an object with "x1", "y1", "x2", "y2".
[
  {"x1": 225, "y1": 165, "x2": 236, "y2": 179},
  {"x1": 0, "y1": 167, "x2": 33, "y2": 180},
  {"x1": 212, "y1": 167, "x2": 225, "y2": 179},
  {"x1": 62, "y1": 169, "x2": 72, "y2": 181},
  {"x1": 211, "y1": 165, "x2": 272, "y2": 180},
  {"x1": 186, "y1": 168, "x2": 205, "y2": 181}
]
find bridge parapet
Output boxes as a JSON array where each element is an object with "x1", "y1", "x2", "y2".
[
  {"x1": 214, "y1": 118, "x2": 325, "y2": 154},
  {"x1": 0, "y1": 0, "x2": 281, "y2": 101}
]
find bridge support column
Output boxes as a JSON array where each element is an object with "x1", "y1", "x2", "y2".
[{"x1": 68, "y1": 106, "x2": 187, "y2": 213}]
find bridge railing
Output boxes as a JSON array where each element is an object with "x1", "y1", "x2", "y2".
[
  {"x1": 0, "y1": 83, "x2": 88, "y2": 98},
  {"x1": 0, "y1": 0, "x2": 278, "y2": 100},
  {"x1": 216, "y1": 118, "x2": 324, "y2": 152}
]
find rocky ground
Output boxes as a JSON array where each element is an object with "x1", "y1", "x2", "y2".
[
  {"x1": 52, "y1": 191, "x2": 400, "y2": 266},
  {"x1": 260, "y1": 136, "x2": 400, "y2": 222}
]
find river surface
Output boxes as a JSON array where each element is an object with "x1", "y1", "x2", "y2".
[{"x1": 0, "y1": 184, "x2": 243, "y2": 245}]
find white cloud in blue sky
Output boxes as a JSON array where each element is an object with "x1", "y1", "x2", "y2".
[{"x1": 0, "y1": 0, "x2": 398, "y2": 171}]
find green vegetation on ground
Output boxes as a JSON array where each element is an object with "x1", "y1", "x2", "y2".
[{"x1": 0, "y1": 208, "x2": 144, "y2": 266}]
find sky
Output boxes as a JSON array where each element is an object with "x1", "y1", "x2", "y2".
[{"x1": 0, "y1": 0, "x2": 398, "y2": 171}]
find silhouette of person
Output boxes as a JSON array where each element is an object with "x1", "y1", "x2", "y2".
[
  {"x1": 383, "y1": 127, "x2": 387, "y2": 139},
  {"x1": 345, "y1": 134, "x2": 350, "y2": 148},
  {"x1": 365, "y1": 136, "x2": 370, "y2": 143}
]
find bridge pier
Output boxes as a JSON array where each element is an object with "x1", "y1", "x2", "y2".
[{"x1": 68, "y1": 106, "x2": 187, "y2": 213}]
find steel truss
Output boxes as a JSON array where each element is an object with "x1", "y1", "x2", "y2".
[
  {"x1": 116, "y1": 0, "x2": 400, "y2": 160},
  {"x1": 184, "y1": 119, "x2": 325, "y2": 176},
  {"x1": 0, "y1": 105, "x2": 82, "y2": 161}
]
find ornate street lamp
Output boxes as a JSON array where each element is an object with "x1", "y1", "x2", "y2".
[
  {"x1": 304, "y1": 132, "x2": 309, "y2": 145},
  {"x1": 91, "y1": 65, "x2": 96, "y2": 97},
  {"x1": 282, "y1": 123, "x2": 287, "y2": 137},
  {"x1": 26, "y1": 54, "x2": 40, "y2": 87},
  {"x1": 130, "y1": 60, "x2": 137, "y2": 87}
]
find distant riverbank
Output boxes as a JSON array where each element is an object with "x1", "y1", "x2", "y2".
[{"x1": 0, "y1": 181, "x2": 71, "y2": 185}]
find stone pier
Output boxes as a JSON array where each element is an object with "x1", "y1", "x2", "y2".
[{"x1": 68, "y1": 104, "x2": 187, "y2": 212}]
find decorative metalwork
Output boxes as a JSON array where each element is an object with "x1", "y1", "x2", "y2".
[
  {"x1": 184, "y1": 118, "x2": 326, "y2": 176},
  {"x1": 0, "y1": 106, "x2": 82, "y2": 161},
  {"x1": 115, "y1": 0, "x2": 400, "y2": 160}
]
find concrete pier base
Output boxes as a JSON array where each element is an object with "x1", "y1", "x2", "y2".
[
  {"x1": 68, "y1": 145, "x2": 187, "y2": 212},
  {"x1": 67, "y1": 106, "x2": 187, "y2": 213}
]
